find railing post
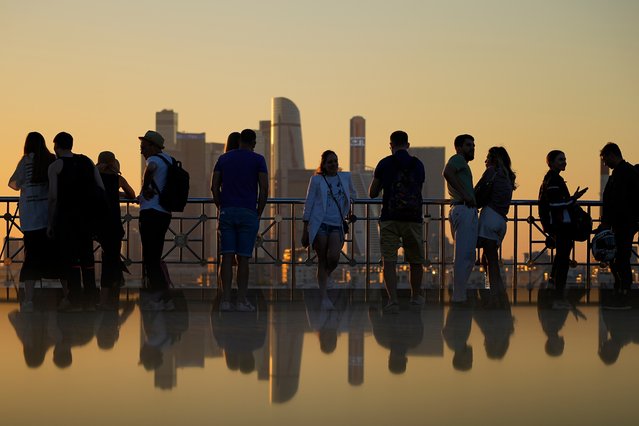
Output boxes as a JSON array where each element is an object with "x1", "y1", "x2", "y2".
[{"x1": 440, "y1": 203, "x2": 446, "y2": 291}]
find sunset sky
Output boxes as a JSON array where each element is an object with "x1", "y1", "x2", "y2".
[{"x1": 2, "y1": 0, "x2": 638, "y2": 199}]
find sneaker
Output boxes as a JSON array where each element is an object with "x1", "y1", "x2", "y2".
[
  {"x1": 383, "y1": 301, "x2": 399, "y2": 314},
  {"x1": 219, "y1": 301, "x2": 235, "y2": 312},
  {"x1": 321, "y1": 297, "x2": 335, "y2": 311},
  {"x1": 235, "y1": 300, "x2": 256, "y2": 312},
  {"x1": 552, "y1": 299, "x2": 572, "y2": 310},
  {"x1": 410, "y1": 295, "x2": 426, "y2": 306},
  {"x1": 21, "y1": 301, "x2": 34, "y2": 313},
  {"x1": 164, "y1": 299, "x2": 176, "y2": 312},
  {"x1": 140, "y1": 299, "x2": 165, "y2": 311}
]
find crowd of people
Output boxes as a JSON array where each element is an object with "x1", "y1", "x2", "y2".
[{"x1": 7, "y1": 129, "x2": 639, "y2": 315}]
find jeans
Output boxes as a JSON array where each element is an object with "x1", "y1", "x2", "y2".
[
  {"x1": 139, "y1": 209, "x2": 171, "y2": 293},
  {"x1": 450, "y1": 205, "x2": 478, "y2": 302}
]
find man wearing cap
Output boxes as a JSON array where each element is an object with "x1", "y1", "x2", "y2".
[
  {"x1": 47, "y1": 131, "x2": 105, "y2": 311},
  {"x1": 138, "y1": 130, "x2": 173, "y2": 311},
  {"x1": 443, "y1": 134, "x2": 478, "y2": 305},
  {"x1": 211, "y1": 129, "x2": 268, "y2": 312}
]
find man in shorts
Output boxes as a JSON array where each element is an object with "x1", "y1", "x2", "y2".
[
  {"x1": 211, "y1": 129, "x2": 268, "y2": 312},
  {"x1": 370, "y1": 130, "x2": 426, "y2": 314}
]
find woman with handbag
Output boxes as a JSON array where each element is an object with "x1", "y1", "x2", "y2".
[
  {"x1": 538, "y1": 150, "x2": 587, "y2": 310},
  {"x1": 474, "y1": 146, "x2": 516, "y2": 309},
  {"x1": 302, "y1": 150, "x2": 354, "y2": 310}
]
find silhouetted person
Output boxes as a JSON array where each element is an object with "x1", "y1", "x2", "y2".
[
  {"x1": 53, "y1": 309, "x2": 99, "y2": 368},
  {"x1": 96, "y1": 151, "x2": 135, "y2": 310},
  {"x1": 442, "y1": 305, "x2": 473, "y2": 371},
  {"x1": 211, "y1": 129, "x2": 268, "y2": 312},
  {"x1": 538, "y1": 150, "x2": 587, "y2": 310},
  {"x1": 139, "y1": 303, "x2": 189, "y2": 372},
  {"x1": 369, "y1": 131, "x2": 426, "y2": 313},
  {"x1": 48, "y1": 132, "x2": 105, "y2": 311},
  {"x1": 138, "y1": 130, "x2": 174, "y2": 311},
  {"x1": 537, "y1": 289, "x2": 586, "y2": 357},
  {"x1": 475, "y1": 146, "x2": 516, "y2": 308},
  {"x1": 599, "y1": 142, "x2": 639, "y2": 309},
  {"x1": 8, "y1": 132, "x2": 59, "y2": 312},
  {"x1": 304, "y1": 289, "x2": 348, "y2": 354},
  {"x1": 443, "y1": 134, "x2": 477, "y2": 305},
  {"x1": 225, "y1": 131, "x2": 241, "y2": 153},
  {"x1": 369, "y1": 305, "x2": 424, "y2": 374},
  {"x1": 599, "y1": 309, "x2": 639, "y2": 365},
  {"x1": 302, "y1": 151, "x2": 354, "y2": 310}
]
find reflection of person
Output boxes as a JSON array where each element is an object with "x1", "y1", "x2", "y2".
[
  {"x1": 302, "y1": 151, "x2": 354, "y2": 310},
  {"x1": 211, "y1": 129, "x2": 268, "y2": 312},
  {"x1": 139, "y1": 304, "x2": 189, "y2": 371},
  {"x1": 473, "y1": 303, "x2": 514, "y2": 360},
  {"x1": 369, "y1": 305, "x2": 423, "y2": 374},
  {"x1": 304, "y1": 289, "x2": 347, "y2": 354},
  {"x1": 8, "y1": 309, "x2": 56, "y2": 368},
  {"x1": 475, "y1": 147, "x2": 516, "y2": 309},
  {"x1": 599, "y1": 142, "x2": 639, "y2": 310},
  {"x1": 96, "y1": 301, "x2": 134, "y2": 350},
  {"x1": 599, "y1": 309, "x2": 639, "y2": 365},
  {"x1": 443, "y1": 134, "x2": 478, "y2": 305},
  {"x1": 96, "y1": 151, "x2": 135, "y2": 310},
  {"x1": 537, "y1": 289, "x2": 586, "y2": 357},
  {"x1": 538, "y1": 150, "x2": 587, "y2": 310},
  {"x1": 48, "y1": 132, "x2": 105, "y2": 311},
  {"x1": 53, "y1": 310, "x2": 99, "y2": 368},
  {"x1": 211, "y1": 298, "x2": 267, "y2": 374},
  {"x1": 8, "y1": 132, "x2": 59, "y2": 312},
  {"x1": 442, "y1": 306, "x2": 473, "y2": 371},
  {"x1": 369, "y1": 131, "x2": 426, "y2": 313}
]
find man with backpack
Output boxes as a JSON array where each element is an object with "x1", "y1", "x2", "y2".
[
  {"x1": 211, "y1": 129, "x2": 268, "y2": 312},
  {"x1": 369, "y1": 130, "x2": 425, "y2": 314},
  {"x1": 443, "y1": 134, "x2": 477, "y2": 306},
  {"x1": 600, "y1": 142, "x2": 639, "y2": 310},
  {"x1": 138, "y1": 130, "x2": 177, "y2": 311}
]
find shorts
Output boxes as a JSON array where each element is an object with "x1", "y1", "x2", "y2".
[
  {"x1": 218, "y1": 207, "x2": 259, "y2": 258},
  {"x1": 317, "y1": 223, "x2": 342, "y2": 238},
  {"x1": 379, "y1": 220, "x2": 425, "y2": 264},
  {"x1": 478, "y1": 206, "x2": 507, "y2": 244}
]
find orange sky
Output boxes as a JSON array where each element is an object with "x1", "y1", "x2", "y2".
[{"x1": 2, "y1": 0, "x2": 638, "y2": 200}]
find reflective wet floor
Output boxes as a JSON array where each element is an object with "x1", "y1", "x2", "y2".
[{"x1": 1, "y1": 289, "x2": 638, "y2": 426}]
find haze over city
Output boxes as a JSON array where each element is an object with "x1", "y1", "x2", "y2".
[{"x1": 2, "y1": 0, "x2": 638, "y2": 199}]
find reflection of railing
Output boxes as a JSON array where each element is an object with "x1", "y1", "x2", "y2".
[{"x1": 2, "y1": 197, "x2": 637, "y2": 290}]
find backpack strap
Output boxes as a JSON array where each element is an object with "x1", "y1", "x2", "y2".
[{"x1": 149, "y1": 154, "x2": 173, "y2": 194}]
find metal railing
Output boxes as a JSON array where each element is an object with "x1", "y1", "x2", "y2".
[{"x1": 2, "y1": 196, "x2": 637, "y2": 291}]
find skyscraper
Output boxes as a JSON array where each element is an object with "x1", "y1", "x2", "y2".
[
  {"x1": 156, "y1": 109, "x2": 178, "y2": 149},
  {"x1": 271, "y1": 97, "x2": 305, "y2": 197},
  {"x1": 350, "y1": 116, "x2": 366, "y2": 172}
]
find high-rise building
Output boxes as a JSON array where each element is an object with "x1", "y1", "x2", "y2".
[
  {"x1": 271, "y1": 97, "x2": 305, "y2": 197},
  {"x1": 255, "y1": 120, "x2": 271, "y2": 173},
  {"x1": 156, "y1": 109, "x2": 178, "y2": 149},
  {"x1": 350, "y1": 116, "x2": 366, "y2": 172}
]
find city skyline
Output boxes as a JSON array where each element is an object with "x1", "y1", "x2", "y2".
[{"x1": 2, "y1": 1, "x2": 638, "y2": 201}]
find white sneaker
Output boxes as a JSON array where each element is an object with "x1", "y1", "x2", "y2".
[
  {"x1": 235, "y1": 300, "x2": 256, "y2": 312},
  {"x1": 21, "y1": 301, "x2": 34, "y2": 313}
]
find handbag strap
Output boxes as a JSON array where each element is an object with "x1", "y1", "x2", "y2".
[{"x1": 322, "y1": 174, "x2": 346, "y2": 220}]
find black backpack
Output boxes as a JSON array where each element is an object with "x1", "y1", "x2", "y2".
[
  {"x1": 387, "y1": 156, "x2": 422, "y2": 220},
  {"x1": 152, "y1": 154, "x2": 190, "y2": 212}
]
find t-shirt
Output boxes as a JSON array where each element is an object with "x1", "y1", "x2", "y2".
[
  {"x1": 322, "y1": 174, "x2": 346, "y2": 226},
  {"x1": 373, "y1": 149, "x2": 425, "y2": 222},
  {"x1": 213, "y1": 149, "x2": 268, "y2": 211},
  {"x1": 140, "y1": 152, "x2": 171, "y2": 214},
  {"x1": 9, "y1": 154, "x2": 50, "y2": 231},
  {"x1": 446, "y1": 154, "x2": 474, "y2": 203}
]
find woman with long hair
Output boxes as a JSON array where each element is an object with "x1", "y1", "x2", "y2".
[
  {"x1": 302, "y1": 150, "x2": 354, "y2": 310},
  {"x1": 95, "y1": 151, "x2": 135, "y2": 309},
  {"x1": 8, "y1": 132, "x2": 58, "y2": 312},
  {"x1": 538, "y1": 150, "x2": 587, "y2": 310},
  {"x1": 475, "y1": 146, "x2": 516, "y2": 308}
]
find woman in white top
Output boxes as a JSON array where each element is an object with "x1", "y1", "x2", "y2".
[
  {"x1": 302, "y1": 150, "x2": 354, "y2": 310},
  {"x1": 8, "y1": 132, "x2": 58, "y2": 312}
]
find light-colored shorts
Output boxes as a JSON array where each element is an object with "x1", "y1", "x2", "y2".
[
  {"x1": 379, "y1": 220, "x2": 425, "y2": 264},
  {"x1": 478, "y1": 206, "x2": 507, "y2": 244}
]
